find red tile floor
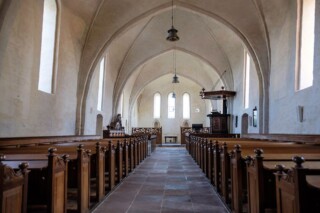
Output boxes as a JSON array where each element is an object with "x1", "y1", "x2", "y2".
[{"x1": 92, "y1": 147, "x2": 229, "y2": 213}]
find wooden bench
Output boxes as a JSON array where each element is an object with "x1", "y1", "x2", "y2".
[
  {"x1": 1, "y1": 145, "x2": 91, "y2": 213},
  {"x1": 242, "y1": 133, "x2": 320, "y2": 144},
  {"x1": 0, "y1": 135, "x2": 101, "y2": 148},
  {"x1": 245, "y1": 150, "x2": 320, "y2": 213},
  {"x1": 274, "y1": 157, "x2": 320, "y2": 213},
  {"x1": 2, "y1": 141, "x2": 107, "y2": 201},
  {"x1": 0, "y1": 156, "x2": 29, "y2": 213},
  {"x1": 1, "y1": 148, "x2": 69, "y2": 213},
  {"x1": 229, "y1": 144, "x2": 320, "y2": 213},
  {"x1": 0, "y1": 134, "x2": 149, "y2": 212},
  {"x1": 187, "y1": 135, "x2": 320, "y2": 213}
]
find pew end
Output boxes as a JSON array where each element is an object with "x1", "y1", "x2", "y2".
[
  {"x1": 274, "y1": 157, "x2": 320, "y2": 213},
  {"x1": 0, "y1": 156, "x2": 29, "y2": 213}
]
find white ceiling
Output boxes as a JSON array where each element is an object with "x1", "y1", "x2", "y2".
[{"x1": 70, "y1": 0, "x2": 274, "y2": 126}]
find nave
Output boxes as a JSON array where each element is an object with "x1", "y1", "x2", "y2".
[{"x1": 93, "y1": 147, "x2": 229, "y2": 213}]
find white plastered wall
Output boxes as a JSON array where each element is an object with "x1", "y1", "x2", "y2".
[
  {"x1": 134, "y1": 75, "x2": 207, "y2": 143},
  {"x1": 0, "y1": 1, "x2": 93, "y2": 137}
]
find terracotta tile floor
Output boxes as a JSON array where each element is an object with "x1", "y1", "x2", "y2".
[{"x1": 92, "y1": 147, "x2": 230, "y2": 213}]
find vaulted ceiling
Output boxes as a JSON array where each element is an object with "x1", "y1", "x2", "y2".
[{"x1": 70, "y1": 0, "x2": 273, "y2": 131}]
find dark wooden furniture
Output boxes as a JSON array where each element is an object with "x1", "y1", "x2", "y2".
[
  {"x1": 103, "y1": 129, "x2": 126, "y2": 138},
  {"x1": 0, "y1": 157, "x2": 29, "y2": 213},
  {"x1": 132, "y1": 127, "x2": 162, "y2": 145},
  {"x1": 275, "y1": 159, "x2": 320, "y2": 213},
  {"x1": 0, "y1": 134, "x2": 149, "y2": 213},
  {"x1": 0, "y1": 135, "x2": 101, "y2": 148},
  {"x1": 186, "y1": 134, "x2": 320, "y2": 213},
  {"x1": 207, "y1": 111, "x2": 229, "y2": 134},
  {"x1": 242, "y1": 133, "x2": 320, "y2": 144},
  {"x1": 180, "y1": 127, "x2": 210, "y2": 144},
  {"x1": 200, "y1": 88, "x2": 236, "y2": 134},
  {"x1": 2, "y1": 148, "x2": 69, "y2": 213}
]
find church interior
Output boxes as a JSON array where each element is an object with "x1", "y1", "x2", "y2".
[{"x1": 0, "y1": 0, "x2": 320, "y2": 212}]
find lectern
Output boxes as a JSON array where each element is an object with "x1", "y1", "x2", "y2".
[{"x1": 200, "y1": 87, "x2": 236, "y2": 134}]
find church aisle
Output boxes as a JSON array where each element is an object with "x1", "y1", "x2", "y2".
[{"x1": 92, "y1": 147, "x2": 229, "y2": 213}]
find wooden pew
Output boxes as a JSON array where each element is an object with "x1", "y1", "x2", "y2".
[
  {"x1": 246, "y1": 152, "x2": 320, "y2": 213},
  {"x1": 128, "y1": 139, "x2": 134, "y2": 172},
  {"x1": 1, "y1": 145, "x2": 91, "y2": 213},
  {"x1": 104, "y1": 141, "x2": 115, "y2": 192},
  {"x1": 239, "y1": 149, "x2": 320, "y2": 212},
  {"x1": 115, "y1": 141, "x2": 123, "y2": 183},
  {"x1": 274, "y1": 157, "x2": 320, "y2": 213},
  {"x1": 2, "y1": 148, "x2": 69, "y2": 213},
  {"x1": 229, "y1": 144, "x2": 320, "y2": 213},
  {"x1": 0, "y1": 135, "x2": 101, "y2": 148},
  {"x1": 89, "y1": 142, "x2": 106, "y2": 202},
  {"x1": 189, "y1": 135, "x2": 320, "y2": 213},
  {"x1": 3, "y1": 139, "x2": 120, "y2": 196},
  {"x1": 122, "y1": 140, "x2": 129, "y2": 178},
  {"x1": 242, "y1": 133, "x2": 320, "y2": 144},
  {"x1": 0, "y1": 134, "x2": 148, "y2": 212},
  {"x1": 0, "y1": 156, "x2": 29, "y2": 213},
  {"x1": 3, "y1": 141, "x2": 107, "y2": 204},
  {"x1": 73, "y1": 145, "x2": 91, "y2": 213}
]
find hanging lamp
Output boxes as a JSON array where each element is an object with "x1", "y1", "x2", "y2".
[
  {"x1": 172, "y1": 50, "x2": 179, "y2": 83},
  {"x1": 166, "y1": 0, "x2": 179, "y2": 41}
]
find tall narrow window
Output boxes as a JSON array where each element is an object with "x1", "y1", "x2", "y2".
[
  {"x1": 97, "y1": 58, "x2": 105, "y2": 111},
  {"x1": 168, "y1": 93, "x2": 175, "y2": 119},
  {"x1": 153, "y1": 93, "x2": 161, "y2": 118},
  {"x1": 183, "y1": 93, "x2": 190, "y2": 119},
  {"x1": 297, "y1": 0, "x2": 315, "y2": 90},
  {"x1": 38, "y1": 0, "x2": 57, "y2": 93},
  {"x1": 244, "y1": 52, "x2": 250, "y2": 109}
]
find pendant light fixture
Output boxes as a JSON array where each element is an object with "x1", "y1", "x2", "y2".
[
  {"x1": 166, "y1": 0, "x2": 179, "y2": 41},
  {"x1": 172, "y1": 91, "x2": 176, "y2": 99},
  {"x1": 172, "y1": 50, "x2": 179, "y2": 83}
]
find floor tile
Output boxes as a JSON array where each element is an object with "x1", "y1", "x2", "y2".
[{"x1": 92, "y1": 147, "x2": 229, "y2": 213}]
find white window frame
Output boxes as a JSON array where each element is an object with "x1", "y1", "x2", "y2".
[
  {"x1": 244, "y1": 51, "x2": 250, "y2": 109},
  {"x1": 38, "y1": 0, "x2": 60, "y2": 94},
  {"x1": 168, "y1": 92, "x2": 175, "y2": 119},
  {"x1": 295, "y1": 0, "x2": 315, "y2": 91},
  {"x1": 153, "y1": 93, "x2": 161, "y2": 119},
  {"x1": 97, "y1": 58, "x2": 105, "y2": 111},
  {"x1": 183, "y1": 93, "x2": 190, "y2": 119}
]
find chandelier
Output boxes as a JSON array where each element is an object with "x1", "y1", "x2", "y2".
[
  {"x1": 166, "y1": 0, "x2": 179, "y2": 41},
  {"x1": 172, "y1": 50, "x2": 179, "y2": 83}
]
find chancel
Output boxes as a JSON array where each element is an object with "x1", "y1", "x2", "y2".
[{"x1": 1, "y1": 1, "x2": 320, "y2": 213}]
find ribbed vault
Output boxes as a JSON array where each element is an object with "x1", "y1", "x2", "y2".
[{"x1": 77, "y1": 0, "x2": 271, "y2": 134}]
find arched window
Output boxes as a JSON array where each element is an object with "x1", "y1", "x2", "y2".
[
  {"x1": 97, "y1": 57, "x2": 105, "y2": 111},
  {"x1": 168, "y1": 93, "x2": 175, "y2": 119},
  {"x1": 183, "y1": 93, "x2": 190, "y2": 119},
  {"x1": 296, "y1": 0, "x2": 315, "y2": 90},
  {"x1": 153, "y1": 93, "x2": 161, "y2": 118},
  {"x1": 244, "y1": 51, "x2": 250, "y2": 109},
  {"x1": 38, "y1": 0, "x2": 58, "y2": 93}
]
